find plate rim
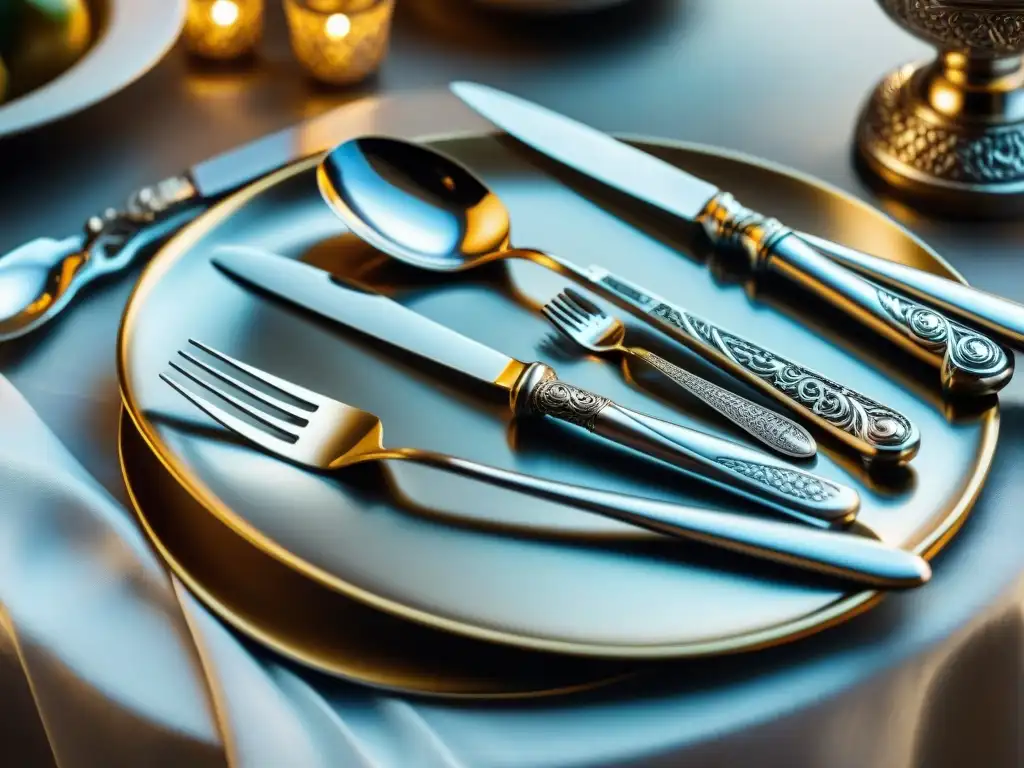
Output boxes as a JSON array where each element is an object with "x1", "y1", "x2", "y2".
[
  {"x1": 0, "y1": 0, "x2": 187, "y2": 138},
  {"x1": 118, "y1": 409, "x2": 632, "y2": 699},
  {"x1": 117, "y1": 131, "x2": 999, "y2": 659}
]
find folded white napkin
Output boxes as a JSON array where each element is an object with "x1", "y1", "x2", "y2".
[{"x1": 0, "y1": 374, "x2": 228, "y2": 767}]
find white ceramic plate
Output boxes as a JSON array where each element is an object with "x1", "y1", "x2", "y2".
[{"x1": 0, "y1": 0, "x2": 185, "y2": 138}]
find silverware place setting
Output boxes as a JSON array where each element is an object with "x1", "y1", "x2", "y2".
[
  {"x1": 161, "y1": 339, "x2": 928, "y2": 589},
  {"x1": 211, "y1": 245, "x2": 859, "y2": 526}
]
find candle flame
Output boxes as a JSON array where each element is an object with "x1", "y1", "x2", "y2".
[
  {"x1": 325, "y1": 13, "x2": 351, "y2": 40},
  {"x1": 210, "y1": 0, "x2": 240, "y2": 27}
]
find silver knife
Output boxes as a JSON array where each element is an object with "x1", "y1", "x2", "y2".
[
  {"x1": 0, "y1": 92, "x2": 482, "y2": 343},
  {"x1": 450, "y1": 82, "x2": 1014, "y2": 399},
  {"x1": 212, "y1": 245, "x2": 861, "y2": 526}
]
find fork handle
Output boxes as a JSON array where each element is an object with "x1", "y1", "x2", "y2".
[
  {"x1": 585, "y1": 267, "x2": 921, "y2": 468},
  {"x1": 509, "y1": 364, "x2": 859, "y2": 526},
  {"x1": 623, "y1": 347, "x2": 816, "y2": 459},
  {"x1": 395, "y1": 450, "x2": 927, "y2": 588}
]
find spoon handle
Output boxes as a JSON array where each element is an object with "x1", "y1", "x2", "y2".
[
  {"x1": 0, "y1": 176, "x2": 199, "y2": 343},
  {"x1": 580, "y1": 266, "x2": 921, "y2": 469},
  {"x1": 623, "y1": 346, "x2": 816, "y2": 459},
  {"x1": 509, "y1": 363, "x2": 860, "y2": 526},
  {"x1": 396, "y1": 450, "x2": 927, "y2": 588}
]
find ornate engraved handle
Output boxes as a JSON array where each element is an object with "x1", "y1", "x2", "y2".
[
  {"x1": 697, "y1": 192, "x2": 1013, "y2": 397},
  {"x1": 800, "y1": 229, "x2": 1024, "y2": 352},
  {"x1": 588, "y1": 269, "x2": 921, "y2": 468},
  {"x1": 628, "y1": 348, "x2": 816, "y2": 459},
  {"x1": 509, "y1": 363, "x2": 860, "y2": 525}
]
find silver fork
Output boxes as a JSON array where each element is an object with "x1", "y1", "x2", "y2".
[
  {"x1": 158, "y1": 339, "x2": 930, "y2": 588},
  {"x1": 543, "y1": 288, "x2": 817, "y2": 459}
]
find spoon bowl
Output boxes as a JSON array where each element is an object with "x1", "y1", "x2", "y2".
[{"x1": 318, "y1": 137, "x2": 513, "y2": 272}]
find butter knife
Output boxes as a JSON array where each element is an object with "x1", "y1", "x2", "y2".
[
  {"x1": 450, "y1": 82, "x2": 1014, "y2": 398},
  {"x1": 213, "y1": 245, "x2": 861, "y2": 526}
]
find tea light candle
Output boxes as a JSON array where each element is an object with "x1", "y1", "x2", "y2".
[
  {"x1": 183, "y1": 0, "x2": 264, "y2": 60},
  {"x1": 284, "y1": 0, "x2": 395, "y2": 85}
]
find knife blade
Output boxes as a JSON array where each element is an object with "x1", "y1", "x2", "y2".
[
  {"x1": 212, "y1": 245, "x2": 860, "y2": 525},
  {"x1": 451, "y1": 82, "x2": 1013, "y2": 398}
]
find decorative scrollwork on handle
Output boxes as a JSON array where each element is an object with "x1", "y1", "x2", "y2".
[
  {"x1": 529, "y1": 379, "x2": 611, "y2": 431},
  {"x1": 633, "y1": 349, "x2": 815, "y2": 458},
  {"x1": 82, "y1": 175, "x2": 198, "y2": 263},
  {"x1": 646, "y1": 303, "x2": 916, "y2": 450},
  {"x1": 716, "y1": 458, "x2": 840, "y2": 503},
  {"x1": 876, "y1": 288, "x2": 1009, "y2": 377},
  {"x1": 593, "y1": 271, "x2": 918, "y2": 455}
]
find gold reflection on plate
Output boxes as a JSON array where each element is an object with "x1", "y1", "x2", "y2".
[
  {"x1": 119, "y1": 410, "x2": 633, "y2": 698},
  {"x1": 117, "y1": 134, "x2": 997, "y2": 659}
]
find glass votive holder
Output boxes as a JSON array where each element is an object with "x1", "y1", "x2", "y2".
[
  {"x1": 284, "y1": 0, "x2": 396, "y2": 86},
  {"x1": 183, "y1": 0, "x2": 264, "y2": 60}
]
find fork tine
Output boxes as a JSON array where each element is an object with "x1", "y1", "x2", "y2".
[
  {"x1": 188, "y1": 339, "x2": 322, "y2": 411},
  {"x1": 554, "y1": 292, "x2": 595, "y2": 325},
  {"x1": 563, "y1": 287, "x2": 606, "y2": 318},
  {"x1": 168, "y1": 361, "x2": 300, "y2": 440},
  {"x1": 178, "y1": 349, "x2": 309, "y2": 424},
  {"x1": 543, "y1": 302, "x2": 582, "y2": 333},
  {"x1": 549, "y1": 294, "x2": 587, "y2": 325},
  {"x1": 160, "y1": 373, "x2": 298, "y2": 455}
]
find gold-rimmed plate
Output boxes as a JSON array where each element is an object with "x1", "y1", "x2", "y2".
[
  {"x1": 119, "y1": 409, "x2": 633, "y2": 698},
  {"x1": 118, "y1": 133, "x2": 997, "y2": 658}
]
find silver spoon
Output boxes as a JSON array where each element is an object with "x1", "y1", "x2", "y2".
[{"x1": 316, "y1": 136, "x2": 921, "y2": 468}]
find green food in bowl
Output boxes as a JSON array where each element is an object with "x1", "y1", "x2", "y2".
[
  {"x1": 0, "y1": 0, "x2": 22, "y2": 53},
  {"x1": 5, "y1": 0, "x2": 93, "y2": 98}
]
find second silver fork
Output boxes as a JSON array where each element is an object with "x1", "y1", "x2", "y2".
[{"x1": 544, "y1": 288, "x2": 817, "y2": 459}]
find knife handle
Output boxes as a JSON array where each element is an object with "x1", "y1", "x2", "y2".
[
  {"x1": 585, "y1": 269, "x2": 920, "y2": 468},
  {"x1": 509, "y1": 363, "x2": 860, "y2": 526},
  {"x1": 697, "y1": 193, "x2": 1013, "y2": 397},
  {"x1": 799, "y1": 230, "x2": 1024, "y2": 352},
  {"x1": 410, "y1": 451, "x2": 927, "y2": 588}
]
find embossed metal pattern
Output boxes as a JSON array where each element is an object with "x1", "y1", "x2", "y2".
[
  {"x1": 875, "y1": 286, "x2": 1009, "y2": 374},
  {"x1": 527, "y1": 379, "x2": 611, "y2": 430},
  {"x1": 697, "y1": 191, "x2": 1011, "y2": 395},
  {"x1": 119, "y1": 135, "x2": 997, "y2": 658},
  {"x1": 715, "y1": 458, "x2": 841, "y2": 504},
  {"x1": 880, "y1": 0, "x2": 1024, "y2": 55},
  {"x1": 859, "y1": 66, "x2": 1024, "y2": 185},
  {"x1": 626, "y1": 293, "x2": 918, "y2": 452},
  {"x1": 633, "y1": 350, "x2": 815, "y2": 458}
]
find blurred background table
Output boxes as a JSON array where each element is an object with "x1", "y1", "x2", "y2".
[{"x1": 1, "y1": 1, "x2": 1022, "y2": 766}]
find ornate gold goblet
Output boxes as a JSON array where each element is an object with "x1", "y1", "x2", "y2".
[{"x1": 856, "y1": 1, "x2": 1024, "y2": 216}]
